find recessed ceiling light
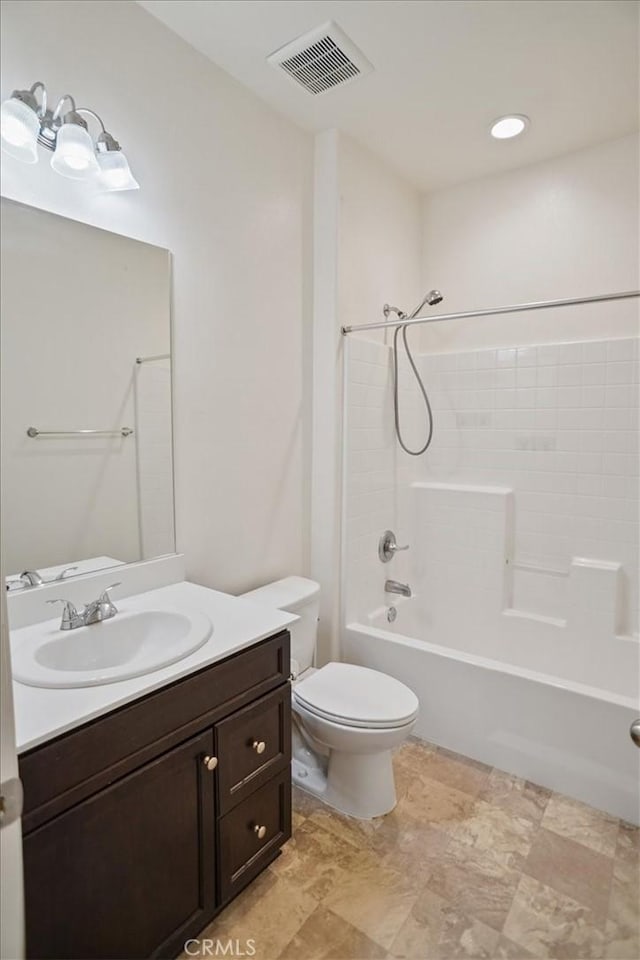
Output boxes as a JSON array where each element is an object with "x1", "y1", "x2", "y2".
[{"x1": 490, "y1": 115, "x2": 529, "y2": 139}]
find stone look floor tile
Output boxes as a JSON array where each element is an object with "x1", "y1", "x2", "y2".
[
  {"x1": 450, "y1": 799, "x2": 539, "y2": 872},
  {"x1": 388, "y1": 886, "x2": 501, "y2": 959},
  {"x1": 201, "y1": 871, "x2": 317, "y2": 960},
  {"x1": 478, "y1": 770, "x2": 551, "y2": 825},
  {"x1": 372, "y1": 815, "x2": 451, "y2": 884},
  {"x1": 542, "y1": 794, "x2": 620, "y2": 858},
  {"x1": 615, "y1": 820, "x2": 640, "y2": 868},
  {"x1": 393, "y1": 739, "x2": 437, "y2": 800},
  {"x1": 321, "y1": 852, "x2": 418, "y2": 950},
  {"x1": 306, "y1": 804, "x2": 384, "y2": 850},
  {"x1": 524, "y1": 827, "x2": 614, "y2": 924},
  {"x1": 270, "y1": 817, "x2": 364, "y2": 902},
  {"x1": 493, "y1": 934, "x2": 536, "y2": 958},
  {"x1": 604, "y1": 831, "x2": 640, "y2": 960},
  {"x1": 399, "y1": 773, "x2": 478, "y2": 834},
  {"x1": 425, "y1": 837, "x2": 522, "y2": 932},
  {"x1": 279, "y1": 904, "x2": 387, "y2": 959},
  {"x1": 414, "y1": 748, "x2": 491, "y2": 799},
  {"x1": 503, "y1": 874, "x2": 606, "y2": 959}
]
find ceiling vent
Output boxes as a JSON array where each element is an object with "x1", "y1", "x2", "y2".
[{"x1": 267, "y1": 21, "x2": 373, "y2": 96}]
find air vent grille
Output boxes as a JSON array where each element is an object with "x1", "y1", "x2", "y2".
[{"x1": 268, "y1": 22, "x2": 373, "y2": 96}]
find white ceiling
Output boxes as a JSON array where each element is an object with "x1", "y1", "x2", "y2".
[{"x1": 138, "y1": 0, "x2": 639, "y2": 193}]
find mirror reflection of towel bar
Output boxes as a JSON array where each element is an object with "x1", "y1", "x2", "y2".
[
  {"x1": 26, "y1": 427, "x2": 134, "y2": 438},
  {"x1": 135, "y1": 353, "x2": 170, "y2": 364}
]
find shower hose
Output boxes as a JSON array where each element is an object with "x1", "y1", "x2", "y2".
[{"x1": 392, "y1": 323, "x2": 434, "y2": 456}]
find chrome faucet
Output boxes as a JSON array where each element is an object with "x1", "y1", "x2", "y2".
[
  {"x1": 47, "y1": 583, "x2": 121, "y2": 630},
  {"x1": 384, "y1": 579, "x2": 412, "y2": 597}
]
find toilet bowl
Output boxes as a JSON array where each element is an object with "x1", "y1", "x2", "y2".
[{"x1": 240, "y1": 577, "x2": 419, "y2": 819}]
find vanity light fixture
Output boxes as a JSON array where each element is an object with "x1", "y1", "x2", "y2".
[
  {"x1": 0, "y1": 81, "x2": 139, "y2": 191},
  {"x1": 490, "y1": 114, "x2": 529, "y2": 139}
]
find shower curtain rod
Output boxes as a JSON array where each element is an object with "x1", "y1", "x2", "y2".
[{"x1": 340, "y1": 290, "x2": 640, "y2": 335}]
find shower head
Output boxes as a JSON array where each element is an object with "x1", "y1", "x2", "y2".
[
  {"x1": 408, "y1": 289, "x2": 443, "y2": 318},
  {"x1": 383, "y1": 289, "x2": 443, "y2": 320}
]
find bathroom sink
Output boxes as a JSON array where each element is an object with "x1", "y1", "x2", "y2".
[{"x1": 12, "y1": 609, "x2": 213, "y2": 688}]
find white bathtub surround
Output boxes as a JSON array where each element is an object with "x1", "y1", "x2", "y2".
[
  {"x1": 344, "y1": 334, "x2": 639, "y2": 821},
  {"x1": 346, "y1": 335, "x2": 639, "y2": 637}
]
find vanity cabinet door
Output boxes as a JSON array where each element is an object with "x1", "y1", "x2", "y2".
[{"x1": 23, "y1": 730, "x2": 216, "y2": 960}]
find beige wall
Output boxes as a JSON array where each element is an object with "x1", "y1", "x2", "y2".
[
  {"x1": 309, "y1": 131, "x2": 423, "y2": 659},
  {"x1": 0, "y1": 0, "x2": 313, "y2": 593},
  {"x1": 421, "y1": 134, "x2": 640, "y2": 352},
  {"x1": 338, "y1": 134, "x2": 423, "y2": 343}
]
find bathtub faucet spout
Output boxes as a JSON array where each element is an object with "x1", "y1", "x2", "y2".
[{"x1": 385, "y1": 580, "x2": 412, "y2": 598}]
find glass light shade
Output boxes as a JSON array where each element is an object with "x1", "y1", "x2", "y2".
[
  {"x1": 51, "y1": 123, "x2": 98, "y2": 179},
  {"x1": 1, "y1": 97, "x2": 40, "y2": 163},
  {"x1": 490, "y1": 115, "x2": 529, "y2": 139},
  {"x1": 96, "y1": 149, "x2": 139, "y2": 192}
]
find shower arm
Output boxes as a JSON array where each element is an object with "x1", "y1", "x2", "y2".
[{"x1": 383, "y1": 304, "x2": 408, "y2": 320}]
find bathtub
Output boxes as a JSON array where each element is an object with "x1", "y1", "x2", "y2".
[{"x1": 343, "y1": 602, "x2": 640, "y2": 824}]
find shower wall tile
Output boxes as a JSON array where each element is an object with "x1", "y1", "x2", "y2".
[
  {"x1": 345, "y1": 336, "x2": 639, "y2": 638},
  {"x1": 417, "y1": 337, "x2": 639, "y2": 635}
]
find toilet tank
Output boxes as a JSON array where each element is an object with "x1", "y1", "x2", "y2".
[{"x1": 239, "y1": 576, "x2": 320, "y2": 673}]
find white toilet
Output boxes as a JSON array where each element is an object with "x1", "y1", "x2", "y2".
[{"x1": 240, "y1": 576, "x2": 419, "y2": 819}]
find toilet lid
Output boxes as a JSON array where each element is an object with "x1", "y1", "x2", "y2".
[{"x1": 293, "y1": 662, "x2": 419, "y2": 729}]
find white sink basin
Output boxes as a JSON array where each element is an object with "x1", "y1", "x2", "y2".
[{"x1": 12, "y1": 608, "x2": 213, "y2": 688}]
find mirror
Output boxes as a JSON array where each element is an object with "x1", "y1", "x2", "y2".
[{"x1": 1, "y1": 199, "x2": 175, "y2": 590}]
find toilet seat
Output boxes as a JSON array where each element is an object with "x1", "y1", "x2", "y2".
[{"x1": 293, "y1": 661, "x2": 419, "y2": 730}]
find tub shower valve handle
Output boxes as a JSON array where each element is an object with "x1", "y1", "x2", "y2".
[
  {"x1": 378, "y1": 530, "x2": 409, "y2": 563},
  {"x1": 631, "y1": 720, "x2": 640, "y2": 747}
]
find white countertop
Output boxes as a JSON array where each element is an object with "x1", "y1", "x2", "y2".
[{"x1": 11, "y1": 581, "x2": 296, "y2": 754}]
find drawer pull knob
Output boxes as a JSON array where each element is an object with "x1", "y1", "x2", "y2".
[
  {"x1": 252, "y1": 740, "x2": 266, "y2": 755},
  {"x1": 254, "y1": 824, "x2": 267, "y2": 840},
  {"x1": 203, "y1": 755, "x2": 218, "y2": 771}
]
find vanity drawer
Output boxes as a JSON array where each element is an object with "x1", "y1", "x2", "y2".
[
  {"x1": 218, "y1": 768, "x2": 291, "y2": 904},
  {"x1": 216, "y1": 684, "x2": 291, "y2": 814}
]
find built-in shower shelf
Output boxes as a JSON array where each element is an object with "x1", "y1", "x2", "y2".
[{"x1": 411, "y1": 480, "x2": 626, "y2": 641}]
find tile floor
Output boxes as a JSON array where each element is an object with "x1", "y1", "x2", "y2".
[{"x1": 187, "y1": 739, "x2": 639, "y2": 960}]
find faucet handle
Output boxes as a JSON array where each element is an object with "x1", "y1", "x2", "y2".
[
  {"x1": 46, "y1": 598, "x2": 82, "y2": 629},
  {"x1": 95, "y1": 582, "x2": 121, "y2": 611},
  {"x1": 55, "y1": 566, "x2": 78, "y2": 581},
  {"x1": 98, "y1": 582, "x2": 121, "y2": 601}
]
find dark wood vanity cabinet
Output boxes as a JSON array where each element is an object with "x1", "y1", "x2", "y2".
[{"x1": 19, "y1": 631, "x2": 292, "y2": 960}]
